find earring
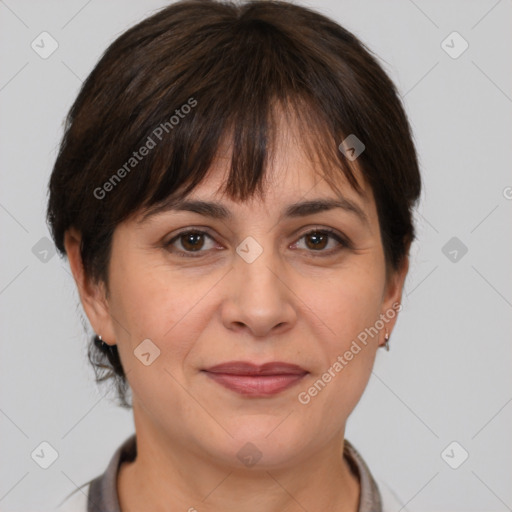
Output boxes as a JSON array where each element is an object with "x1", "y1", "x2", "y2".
[
  {"x1": 384, "y1": 330, "x2": 390, "y2": 351},
  {"x1": 95, "y1": 334, "x2": 112, "y2": 352}
]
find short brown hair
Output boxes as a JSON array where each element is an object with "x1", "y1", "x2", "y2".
[{"x1": 47, "y1": 0, "x2": 422, "y2": 408}]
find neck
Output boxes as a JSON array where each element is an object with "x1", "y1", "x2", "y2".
[{"x1": 118, "y1": 431, "x2": 360, "y2": 512}]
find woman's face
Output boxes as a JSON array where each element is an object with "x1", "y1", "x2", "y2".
[{"x1": 70, "y1": 123, "x2": 407, "y2": 470}]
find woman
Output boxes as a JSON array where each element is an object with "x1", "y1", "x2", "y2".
[{"x1": 49, "y1": 0, "x2": 421, "y2": 510}]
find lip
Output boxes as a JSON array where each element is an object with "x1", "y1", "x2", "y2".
[
  {"x1": 202, "y1": 361, "x2": 308, "y2": 397},
  {"x1": 204, "y1": 361, "x2": 307, "y2": 375}
]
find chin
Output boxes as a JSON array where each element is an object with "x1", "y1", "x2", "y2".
[{"x1": 201, "y1": 418, "x2": 311, "y2": 470}]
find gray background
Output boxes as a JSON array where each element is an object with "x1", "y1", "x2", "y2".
[{"x1": 1, "y1": 0, "x2": 511, "y2": 511}]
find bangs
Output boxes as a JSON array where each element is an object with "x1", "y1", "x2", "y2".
[
  {"x1": 134, "y1": 94, "x2": 364, "y2": 223},
  {"x1": 93, "y1": 14, "x2": 367, "y2": 226}
]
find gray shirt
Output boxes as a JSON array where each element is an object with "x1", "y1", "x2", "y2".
[{"x1": 59, "y1": 433, "x2": 387, "y2": 512}]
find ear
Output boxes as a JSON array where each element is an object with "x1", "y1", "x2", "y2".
[
  {"x1": 63, "y1": 227, "x2": 117, "y2": 346},
  {"x1": 379, "y1": 252, "x2": 410, "y2": 347}
]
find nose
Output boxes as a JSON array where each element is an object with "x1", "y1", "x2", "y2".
[{"x1": 220, "y1": 246, "x2": 297, "y2": 338}]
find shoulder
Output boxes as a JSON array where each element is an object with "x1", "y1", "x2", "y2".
[
  {"x1": 375, "y1": 477, "x2": 409, "y2": 512},
  {"x1": 55, "y1": 433, "x2": 136, "y2": 512},
  {"x1": 343, "y1": 439, "x2": 409, "y2": 512},
  {"x1": 56, "y1": 483, "x2": 90, "y2": 512}
]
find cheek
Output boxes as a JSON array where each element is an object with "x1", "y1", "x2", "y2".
[
  {"x1": 298, "y1": 293, "x2": 380, "y2": 428},
  {"x1": 307, "y1": 262, "x2": 385, "y2": 348},
  {"x1": 107, "y1": 255, "x2": 220, "y2": 374},
  {"x1": 296, "y1": 262, "x2": 383, "y2": 408}
]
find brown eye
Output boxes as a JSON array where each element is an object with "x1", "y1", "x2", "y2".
[
  {"x1": 164, "y1": 230, "x2": 217, "y2": 257},
  {"x1": 180, "y1": 231, "x2": 206, "y2": 251},
  {"x1": 164, "y1": 227, "x2": 349, "y2": 259},
  {"x1": 304, "y1": 231, "x2": 329, "y2": 250},
  {"x1": 292, "y1": 228, "x2": 348, "y2": 256}
]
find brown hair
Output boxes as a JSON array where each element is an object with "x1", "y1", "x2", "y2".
[{"x1": 47, "y1": 0, "x2": 422, "y2": 408}]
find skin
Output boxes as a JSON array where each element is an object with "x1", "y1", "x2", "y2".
[{"x1": 64, "y1": 117, "x2": 409, "y2": 512}]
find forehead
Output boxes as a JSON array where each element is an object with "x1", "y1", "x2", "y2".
[
  {"x1": 134, "y1": 105, "x2": 377, "y2": 230},
  {"x1": 188, "y1": 120, "x2": 372, "y2": 213},
  {"x1": 135, "y1": 144, "x2": 377, "y2": 237},
  {"x1": 200, "y1": 107, "x2": 368, "y2": 195}
]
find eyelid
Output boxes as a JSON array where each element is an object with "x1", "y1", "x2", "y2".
[
  {"x1": 164, "y1": 225, "x2": 218, "y2": 244},
  {"x1": 293, "y1": 226, "x2": 351, "y2": 254},
  {"x1": 163, "y1": 225, "x2": 351, "y2": 257}
]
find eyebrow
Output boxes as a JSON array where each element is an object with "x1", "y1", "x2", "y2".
[{"x1": 138, "y1": 195, "x2": 369, "y2": 226}]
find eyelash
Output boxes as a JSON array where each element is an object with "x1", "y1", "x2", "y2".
[{"x1": 163, "y1": 227, "x2": 350, "y2": 258}]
